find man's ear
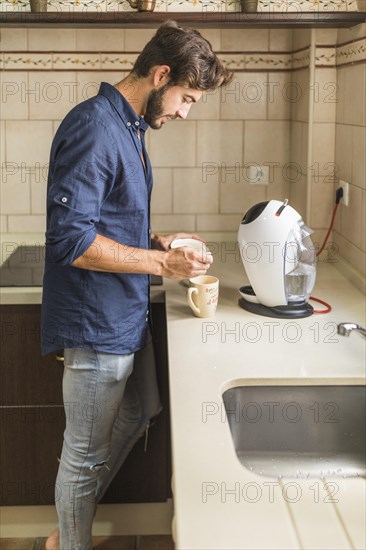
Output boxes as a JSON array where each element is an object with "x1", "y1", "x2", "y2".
[{"x1": 151, "y1": 65, "x2": 171, "y2": 88}]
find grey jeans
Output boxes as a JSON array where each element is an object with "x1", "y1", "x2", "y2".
[{"x1": 55, "y1": 332, "x2": 162, "y2": 550}]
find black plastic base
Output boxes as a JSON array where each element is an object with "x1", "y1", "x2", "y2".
[{"x1": 238, "y1": 297, "x2": 314, "y2": 319}]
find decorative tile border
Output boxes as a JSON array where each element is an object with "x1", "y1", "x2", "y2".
[
  {"x1": 2, "y1": 53, "x2": 53, "y2": 69},
  {"x1": 1, "y1": 37, "x2": 364, "y2": 72},
  {"x1": 100, "y1": 53, "x2": 136, "y2": 70},
  {"x1": 1, "y1": 51, "x2": 294, "y2": 71},
  {"x1": 292, "y1": 47, "x2": 311, "y2": 69},
  {"x1": 315, "y1": 46, "x2": 337, "y2": 66},
  {"x1": 53, "y1": 53, "x2": 101, "y2": 69},
  {"x1": 336, "y1": 37, "x2": 366, "y2": 66},
  {"x1": 0, "y1": 0, "x2": 360, "y2": 12},
  {"x1": 245, "y1": 52, "x2": 292, "y2": 69},
  {"x1": 315, "y1": 37, "x2": 366, "y2": 67}
]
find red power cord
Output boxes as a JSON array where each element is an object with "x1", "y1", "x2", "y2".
[
  {"x1": 316, "y1": 202, "x2": 339, "y2": 257},
  {"x1": 308, "y1": 196, "x2": 341, "y2": 314},
  {"x1": 309, "y1": 296, "x2": 332, "y2": 313}
]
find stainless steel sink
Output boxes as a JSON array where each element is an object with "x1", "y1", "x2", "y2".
[{"x1": 222, "y1": 385, "x2": 366, "y2": 479}]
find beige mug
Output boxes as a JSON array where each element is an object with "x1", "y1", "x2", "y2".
[{"x1": 187, "y1": 275, "x2": 219, "y2": 318}]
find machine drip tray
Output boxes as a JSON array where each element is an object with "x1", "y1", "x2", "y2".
[{"x1": 238, "y1": 297, "x2": 313, "y2": 319}]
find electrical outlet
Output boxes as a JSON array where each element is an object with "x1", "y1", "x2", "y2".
[
  {"x1": 339, "y1": 179, "x2": 349, "y2": 206},
  {"x1": 248, "y1": 165, "x2": 269, "y2": 185}
]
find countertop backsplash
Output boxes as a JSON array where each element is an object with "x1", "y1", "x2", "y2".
[{"x1": 1, "y1": 24, "x2": 365, "y2": 276}]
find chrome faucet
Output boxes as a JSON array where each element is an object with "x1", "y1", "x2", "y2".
[{"x1": 337, "y1": 323, "x2": 366, "y2": 339}]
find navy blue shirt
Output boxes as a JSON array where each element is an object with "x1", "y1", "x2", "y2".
[{"x1": 41, "y1": 82, "x2": 153, "y2": 355}]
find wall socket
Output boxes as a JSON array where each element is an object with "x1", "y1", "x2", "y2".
[{"x1": 339, "y1": 179, "x2": 349, "y2": 206}]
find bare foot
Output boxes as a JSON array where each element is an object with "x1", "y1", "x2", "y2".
[{"x1": 45, "y1": 528, "x2": 60, "y2": 550}]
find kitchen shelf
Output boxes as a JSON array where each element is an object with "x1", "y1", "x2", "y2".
[{"x1": 0, "y1": 11, "x2": 365, "y2": 28}]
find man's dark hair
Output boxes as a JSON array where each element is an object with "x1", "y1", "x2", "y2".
[{"x1": 132, "y1": 20, "x2": 233, "y2": 91}]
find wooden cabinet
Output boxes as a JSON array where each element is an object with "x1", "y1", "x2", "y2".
[{"x1": 0, "y1": 295, "x2": 172, "y2": 506}]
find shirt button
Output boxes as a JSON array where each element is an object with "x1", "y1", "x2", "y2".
[
  {"x1": 135, "y1": 121, "x2": 140, "y2": 126},
  {"x1": 61, "y1": 197, "x2": 68, "y2": 203},
  {"x1": 127, "y1": 122, "x2": 131, "y2": 127}
]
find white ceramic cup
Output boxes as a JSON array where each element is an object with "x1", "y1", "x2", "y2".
[
  {"x1": 170, "y1": 238, "x2": 209, "y2": 260},
  {"x1": 187, "y1": 275, "x2": 219, "y2": 318}
]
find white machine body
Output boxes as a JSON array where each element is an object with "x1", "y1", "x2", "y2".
[{"x1": 238, "y1": 200, "x2": 315, "y2": 308}]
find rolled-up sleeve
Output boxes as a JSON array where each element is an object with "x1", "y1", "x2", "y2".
[{"x1": 45, "y1": 115, "x2": 116, "y2": 265}]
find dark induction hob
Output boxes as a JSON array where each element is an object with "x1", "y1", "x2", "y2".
[{"x1": 0, "y1": 245, "x2": 163, "y2": 287}]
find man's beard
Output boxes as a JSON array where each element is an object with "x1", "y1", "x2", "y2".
[{"x1": 144, "y1": 84, "x2": 176, "y2": 130}]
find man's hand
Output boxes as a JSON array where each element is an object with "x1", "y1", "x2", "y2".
[
  {"x1": 71, "y1": 233, "x2": 212, "y2": 280},
  {"x1": 151, "y1": 232, "x2": 205, "y2": 251},
  {"x1": 161, "y1": 246, "x2": 213, "y2": 280}
]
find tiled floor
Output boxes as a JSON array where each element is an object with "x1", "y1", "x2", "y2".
[{"x1": 0, "y1": 535, "x2": 175, "y2": 550}]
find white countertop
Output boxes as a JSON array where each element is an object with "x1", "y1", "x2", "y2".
[
  {"x1": 1, "y1": 237, "x2": 365, "y2": 549},
  {"x1": 162, "y1": 251, "x2": 366, "y2": 550}
]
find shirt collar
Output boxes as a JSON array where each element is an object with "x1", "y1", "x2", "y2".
[{"x1": 98, "y1": 82, "x2": 149, "y2": 133}]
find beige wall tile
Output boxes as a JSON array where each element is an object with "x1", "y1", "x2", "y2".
[
  {"x1": 151, "y1": 214, "x2": 195, "y2": 233},
  {"x1": 0, "y1": 120, "x2": 5, "y2": 163},
  {"x1": 125, "y1": 29, "x2": 156, "y2": 52},
  {"x1": 173, "y1": 168, "x2": 219, "y2": 214},
  {"x1": 315, "y1": 29, "x2": 338, "y2": 46},
  {"x1": 0, "y1": 170, "x2": 31, "y2": 215},
  {"x1": 6, "y1": 121, "x2": 54, "y2": 165},
  {"x1": 149, "y1": 121, "x2": 196, "y2": 167},
  {"x1": 76, "y1": 30, "x2": 124, "y2": 52},
  {"x1": 244, "y1": 120, "x2": 290, "y2": 165},
  {"x1": 0, "y1": 29, "x2": 27, "y2": 51},
  {"x1": 335, "y1": 123, "x2": 352, "y2": 182},
  {"x1": 291, "y1": 121, "x2": 308, "y2": 177},
  {"x1": 0, "y1": 215, "x2": 8, "y2": 233},
  {"x1": 220, "y1": 73, "x2": 268, "y2": 121},
  {"x1": 312, "y1": 123, "x2": 335, "y2": 173},
  {"x1": 313, "y1": 68, "x2": 337, "y2": 123},
  {"x1": 289, "y1": 174, "x2": 307, "y2": 220},
  {"x1": 28, "y1": 29, "x2": 76, "y2": 51},
  {"x1": 76, "y1": 72, "x2": 125, "y2": 102},
  {"x1": 221, "y1": 29, "x2": 269, "y2": 51},
  {"x1": 7, "y1": 215, "x2": 46, "y2": 233},
  {"x1": 310, "y1": 178, "x2": 334, "y2": 228},
  {"x1": 28, "y1": 72, "x2": 77, "y2": 120},
  {"x1": 197, "y1": 121, "x2": 243, "y2": 166},
  {"x1": 340, "y1": 183, "x2": 363, "y2": 248},
  {"x1": 290, "y1": 69, "x2": 309, "y2": 123},
  {"x1": 0, "y1": 72, "x2": 28, "y2": 120},
  {"x1": 361, "y1": 188, "x2": 365, "y2": 253},
  {"x1": 151, "y1": 168, "x2": 173, "y2": 214},
  {"x1": 31, "y1": 172, "x2": 48, "y2": 214},
  {"x1": 189, "y1": 88, "x2": 220, "y2": 121},
  {"x1": 292, "y1": 29, "x2": 311, "y2": 51},
  {"x1": 269, "y1": 30, "x2": 293, "y2": 52},
  {"x1": 268, "y1": 72, "x2": 291, "y2": 120},
  {"x1": 219, "y1": 182, "x2": 266, "y2": 214},
  {"x1": 266, "y1": 178, "x2": 290, "y2": 202},
  {"x1": 333, "y1": 232, "x2": 365, "y2": 275},
  {"x1": 352, "y1": 125, "x2": 366, "y2": 190},
  {"x1": 336, "y1": 66, "x2": 346, "y2": 124},
  {"x1": 337, "y1": 23, "x2": 366, "y2": 45},
  {"x1": 344, "y1": 63, "x2": 366, "y2": 126},
  {"x1": 197, "y1": 213, "x2": 241, "y2": 231}
]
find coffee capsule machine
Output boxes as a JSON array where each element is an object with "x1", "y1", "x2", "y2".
[{"x1": 237, "y1": 199, "x2": 316, "y2": 318}]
